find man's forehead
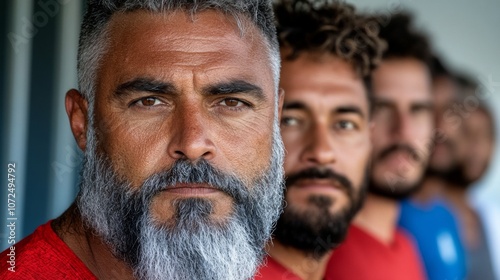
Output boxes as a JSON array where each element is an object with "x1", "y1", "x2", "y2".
[
  {"x1": 373, "y1": 71, "x2": 432, "y2": 104},
  {"x1": 281, "y1": 57, "x2": 368, "y2": 109},
  {"x1": 107, "y1": 9, "x2": 264, "y2": 48},
  {"x1": 283, "y1": 86, "x2": 369, "y2": 117},
  {"x1": 97, "y1": 9, "x2": 274, "y2": 92}
]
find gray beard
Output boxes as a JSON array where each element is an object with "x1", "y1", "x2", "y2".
[{"x1": 76, "y1": 121, "x2": 284, "y2": 280}]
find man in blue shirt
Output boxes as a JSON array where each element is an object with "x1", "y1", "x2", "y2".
[{"x1": 398, "y1": 56, "x2": 467, "y2": 280}]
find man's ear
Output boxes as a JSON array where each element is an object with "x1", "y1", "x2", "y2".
[
  {"x1": 277, "y1": 88, "x2": 285, "y2": 122},
  {"x1": 65, "y1": 89, "x2": 88, "y2": 151}
]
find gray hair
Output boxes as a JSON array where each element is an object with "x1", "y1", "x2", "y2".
[{"x1": 78, "y1": 0, "x2": 281, "y2": 120}]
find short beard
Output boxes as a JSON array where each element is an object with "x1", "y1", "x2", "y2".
[
  {"x1": 273, "y1": 169, "x2": 367, "y2": 259},
  {"x1": 368, "y1": 175, "x2": 424, "y2": 200},
  {"x1": 368, "y1": 143, "x2": 427, "y2": 200},
  {"x1": 426, "y1": 164, "x2": 469, "y2": 188},
  {"x1": 76, "y1": 120, "x2": 284, "y2": 279}
]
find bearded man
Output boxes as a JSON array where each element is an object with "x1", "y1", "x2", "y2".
[
  {"x1": 327, "y1": 12, "x2": 432, "y2": 280},
  {"x1": 0, "y1": 1, "x2": 285, "y2": 279},
  {"x1": 255, "y1": 1, "x2": 385, "y2": 279}
]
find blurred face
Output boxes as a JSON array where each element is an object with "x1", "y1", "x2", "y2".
[
  {"x1": 370, "y1": 58, "x2": 433, "y2": 199},
  {"x1": 462, "y1": 109, "x2": 495, "y2": 182},
  {"x1": 274, "y1": 53, "x2": 371, "y2": 255},
  {"x1": 67, "y1": 10, "x2": 284, "y2": 279},
  {"x1": 430, "y1": 76, "x2": 462, "y2": 173}
]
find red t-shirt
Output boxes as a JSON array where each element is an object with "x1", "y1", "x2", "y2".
[
  {"x1": 254, "y1": 255, "x2": 302, "y2": 280},
  {"x1": 325, "y1": 225, "x2": 426, "y2": 280},
  {"x1": 0, "y1": 221, "x2": 97, "y2": 280}
]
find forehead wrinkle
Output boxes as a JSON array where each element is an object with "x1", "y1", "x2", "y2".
[
  {"x1": 107, "y1": 10, "x2": 263, "y2": 57},
  {"x1": 106, "y1": 12, "x2": 269, "y2": 71},
  {"x1": 100, "y1": 10, "x2": 275, "y2": 106}
]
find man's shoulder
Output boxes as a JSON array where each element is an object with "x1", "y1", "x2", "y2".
[
  {"x1": 326, "y1": 226, "x2": 426, "y2": 280},
  {"x1": 254, "y1": 255, "x2": 302, "y2": 280},
  {"x1": 0, "y1": 221, "x2": 97, "y2": 279}
]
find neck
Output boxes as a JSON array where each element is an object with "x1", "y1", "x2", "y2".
[
  {"x1": 443, "y1": 185, "x2": 468, "y2": 206},
  {"x1": 353, "y1": 193, "x2": 399, "y2": 244},
  {"x1": 412, "y1": 176, "x2": 446, "y2": 203},
  {"x1": 52, "y1": 204, "x2": 135, "y2": 279},
  {"x1": 267, "y1": 239, "x2": 331, "y2": 280}
]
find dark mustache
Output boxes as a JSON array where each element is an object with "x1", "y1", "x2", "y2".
[
  {"x1": 377, "y1": 144, "x2": 421, "y2": 162},
  {"x1": 285, "y1": 167, "x2": 353, "y2": 195}
]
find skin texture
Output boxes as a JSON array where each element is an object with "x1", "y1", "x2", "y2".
[
  {"x1": 269, "y1": 52, "x2": 371, "y2": 280},
  {"x1": 62, "y1": 10, "x2": 282, "y2": 279},
  {"x1": 370, "y1": 58, "x2": 433, "y2": 192}
]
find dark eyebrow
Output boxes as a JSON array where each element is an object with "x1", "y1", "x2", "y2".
[
  {"x1": 411, "y1": 101, "x2": 434, "y2": 112},
  {"x1": 335, "y1": 106, "x2": 365, "y2": 118},
  {"x1": 375, "y1": 98, "x2": 434, "y2": 113},
  {"x1": 283, "y1": 102, "x2": 365, "y2": 118},
  {"x1": 115, "y1": 78, "x2": 177, "y2": 96},
  {"x1": 203, "y1": 80, "x2": 265, "y2": 101},
  {"x1": 283, "y1": 101, "x2": 307, "y2": 110}
]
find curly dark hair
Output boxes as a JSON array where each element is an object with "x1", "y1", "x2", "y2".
[
  {"x1": 274, "y1": 0, "x2": 386, "y2": 78},
  {"x1": 375, "y1": 12, "x2": 432, "y2": 66}
]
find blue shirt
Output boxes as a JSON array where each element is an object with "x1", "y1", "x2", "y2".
[{"x1": 399, "y1": 199, "x2": 467, "y2": 280}]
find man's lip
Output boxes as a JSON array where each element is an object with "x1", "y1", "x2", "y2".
[
  {"x1": 383, "y1": 151, "x2": 417, "y2": 163},
  {"x1": 163, "y1": 184, "x2": 220, "y2": 195}
]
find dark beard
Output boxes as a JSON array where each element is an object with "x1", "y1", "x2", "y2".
[
  {"x1": 368, "y1": 175, "x2": 424, "y2": 200},
  {"x1": 426, "y1": 164, "x2": 470, "y2": 188},
  {"x1": 369, "y1": 143, "x2": 428, "y2": 200},
  {"x1": 273, "y1": 168, "x2": 367, "y2": 259}
]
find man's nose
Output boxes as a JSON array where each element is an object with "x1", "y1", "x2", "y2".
[
  {"x1": 392, "y1": 112, "x2": 414, "y2": 142},
  {"x1": 300, "y1": 122, "x2": 337, "y2": 166},
  {"x1": 167, "y1": 104, "x2": 216, "y2": 161}
]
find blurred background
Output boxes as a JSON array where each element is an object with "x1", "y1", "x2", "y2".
[{"x1": 1, "y1": 0, "x2": 499, "y2": 262}]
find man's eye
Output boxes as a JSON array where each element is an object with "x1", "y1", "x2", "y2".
[
  {"x1": 133, "y1": 97, "x2": 163, "y2": 107},
  {"x1": 281, "y1": 116, "x2": 300, "y2": 127},
  {"x1": 219, "y1": 98, "x2": 246, "y2": 108},
  {"x1": 336, "y1": 120, "x2": 357, "y2": 130}
]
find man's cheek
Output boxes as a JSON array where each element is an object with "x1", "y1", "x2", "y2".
[{"x1": 220, "y1": 129, "x2": 273, "y2": 178}]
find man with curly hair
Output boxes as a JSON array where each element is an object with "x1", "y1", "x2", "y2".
[
  {"x1": 255, "y1": 1, "x2": 385, "y2": 279},
  {"x1": 326, "y1": 12, "x2": 431, "y2": 280}
]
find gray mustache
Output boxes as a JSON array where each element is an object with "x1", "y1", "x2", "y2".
[{"x1": 139, "y1": 159, "x2": 249, "y2": 203}]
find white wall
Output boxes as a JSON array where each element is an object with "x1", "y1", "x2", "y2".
[{"x1": 348, "y1": 0, "x2": 500, "y2": 204}]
